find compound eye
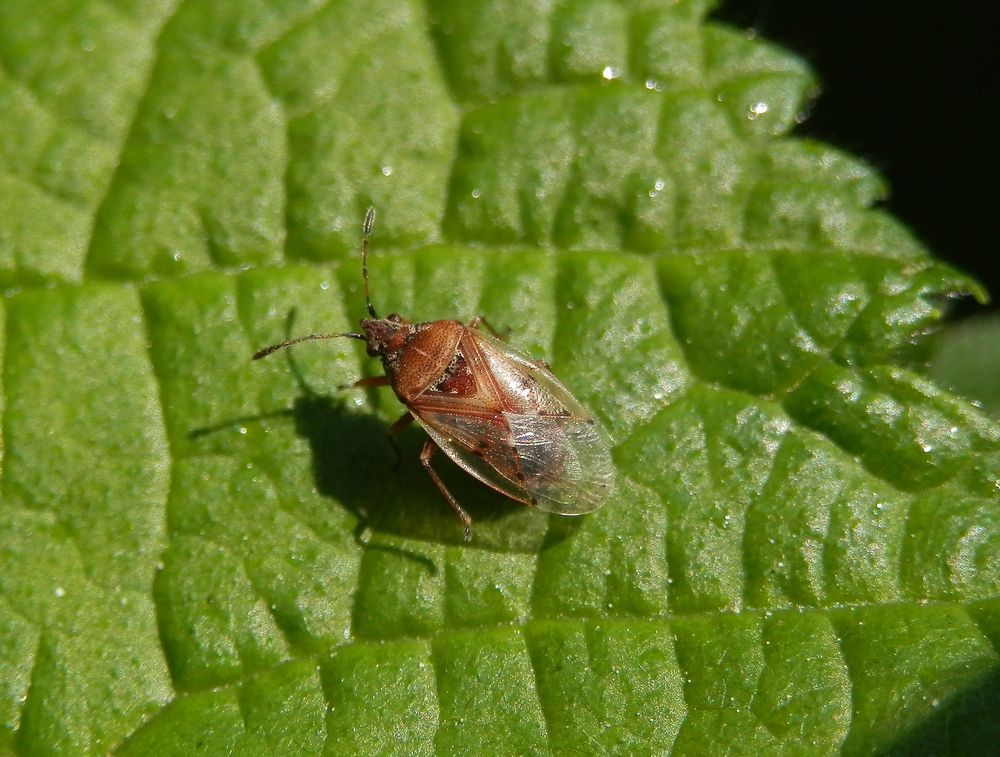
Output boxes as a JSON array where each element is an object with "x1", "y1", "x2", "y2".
[{"x1": 388, "y1": 313, "x2": 402, "y2": 322}]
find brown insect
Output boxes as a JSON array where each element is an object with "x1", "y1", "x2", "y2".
[{"x1": 253, "y1": 208, "x2": 615, "y2": 540}]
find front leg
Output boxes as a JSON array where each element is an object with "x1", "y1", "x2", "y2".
[{"x1": 339, "y1": 375, "x2": 390, "y2": 390}]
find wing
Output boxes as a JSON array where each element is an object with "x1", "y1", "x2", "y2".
[
  {"x1": 415, "y1": 408, "x2": 615, "y2": 516},
  {"x1": 503, "y1": 411, "x2": 615, "y2": 514},
  {"x1": 471, "y1": 330, "x2": 615, "y2": 512},
  {"x1": 411, "y1": 327, "x2": 615, "y2": 514}
]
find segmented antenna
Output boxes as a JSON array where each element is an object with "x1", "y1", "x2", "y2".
[
  {"x1": 252, "y1": 331, "x2": 365, "y2": 360},
  {"x1": 362, "y1": 207, "x2": 377, "y2": 318},
  {"x1": 251, "y1": 209, "x2": 377, "y2": 361}
]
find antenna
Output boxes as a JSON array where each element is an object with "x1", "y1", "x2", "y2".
[
  {"x1": 252, "y1": 331, "x2": 366, "y2": 360},
  {"x1": 252, "y1": 209, "x2": 378, "y2": 361},
  {"x1": 362, "y1": 207, "x2": 377, "y2": 318}
]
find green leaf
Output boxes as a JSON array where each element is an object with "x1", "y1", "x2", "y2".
[{"x1": 0, "y1": 1, "x2": 997, "y2": 754}]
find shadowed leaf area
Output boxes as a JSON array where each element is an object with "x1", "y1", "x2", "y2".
[{"x1": 0, "y1": 0, "x2": 997, "y2": 754}]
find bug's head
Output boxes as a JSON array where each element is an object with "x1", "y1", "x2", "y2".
[{"x1": 359, "y1": 313, "x2": 411, "y2": 358}]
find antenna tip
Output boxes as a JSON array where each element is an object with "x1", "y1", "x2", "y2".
[{"x1": 363, "y1": 207, "x2": 375, "y2": 237}]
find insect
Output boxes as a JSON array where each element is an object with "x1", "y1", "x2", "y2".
[{"x1": 253, "y1": 208, "x2": 615, "y2": 540}]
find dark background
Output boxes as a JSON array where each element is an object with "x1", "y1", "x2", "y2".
[{"x1": 714, "y1": 1, "x2": 999, "y2": 315}]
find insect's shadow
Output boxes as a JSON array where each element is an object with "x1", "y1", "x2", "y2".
[{"x1": 287, "y1": 392, "x2": 446, "y2": 568}]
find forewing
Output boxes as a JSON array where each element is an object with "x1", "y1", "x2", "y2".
[{"x1": 472, "y1": 330, "x2": 615, "y2": 512}]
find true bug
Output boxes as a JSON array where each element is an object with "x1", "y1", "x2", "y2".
[{"x1": 253, "y1": 208, "x2": 615, "y2": 540}]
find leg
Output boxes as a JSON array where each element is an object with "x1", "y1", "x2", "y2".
[
  {"x1": 340, "y1": 375, "x2": 390, "y2": 390},
  {"x1": 387, "y1": 411, "x2": 414, "y2": 468},
  {"x1": 468, "y1": 315, "x2": 511, "y2": 341},
  {"x1": 420, "y1": 439, "x2": 473, "y2": 541}
]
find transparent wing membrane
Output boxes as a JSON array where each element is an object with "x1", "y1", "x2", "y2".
[
  {"x1": 504, "y1": 412, "x2": 614, "y2": 514},
  {"x1": 417, "y1": 408, "x2": 614, "y2": 515}
]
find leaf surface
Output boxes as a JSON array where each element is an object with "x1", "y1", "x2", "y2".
[{"x1": 0, "y1": 1, "x2": 997, "y2": 754}]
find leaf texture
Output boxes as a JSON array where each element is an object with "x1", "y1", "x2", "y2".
[{"x1": 0, "y1": 1, "x2": 997, "y2": 754}]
